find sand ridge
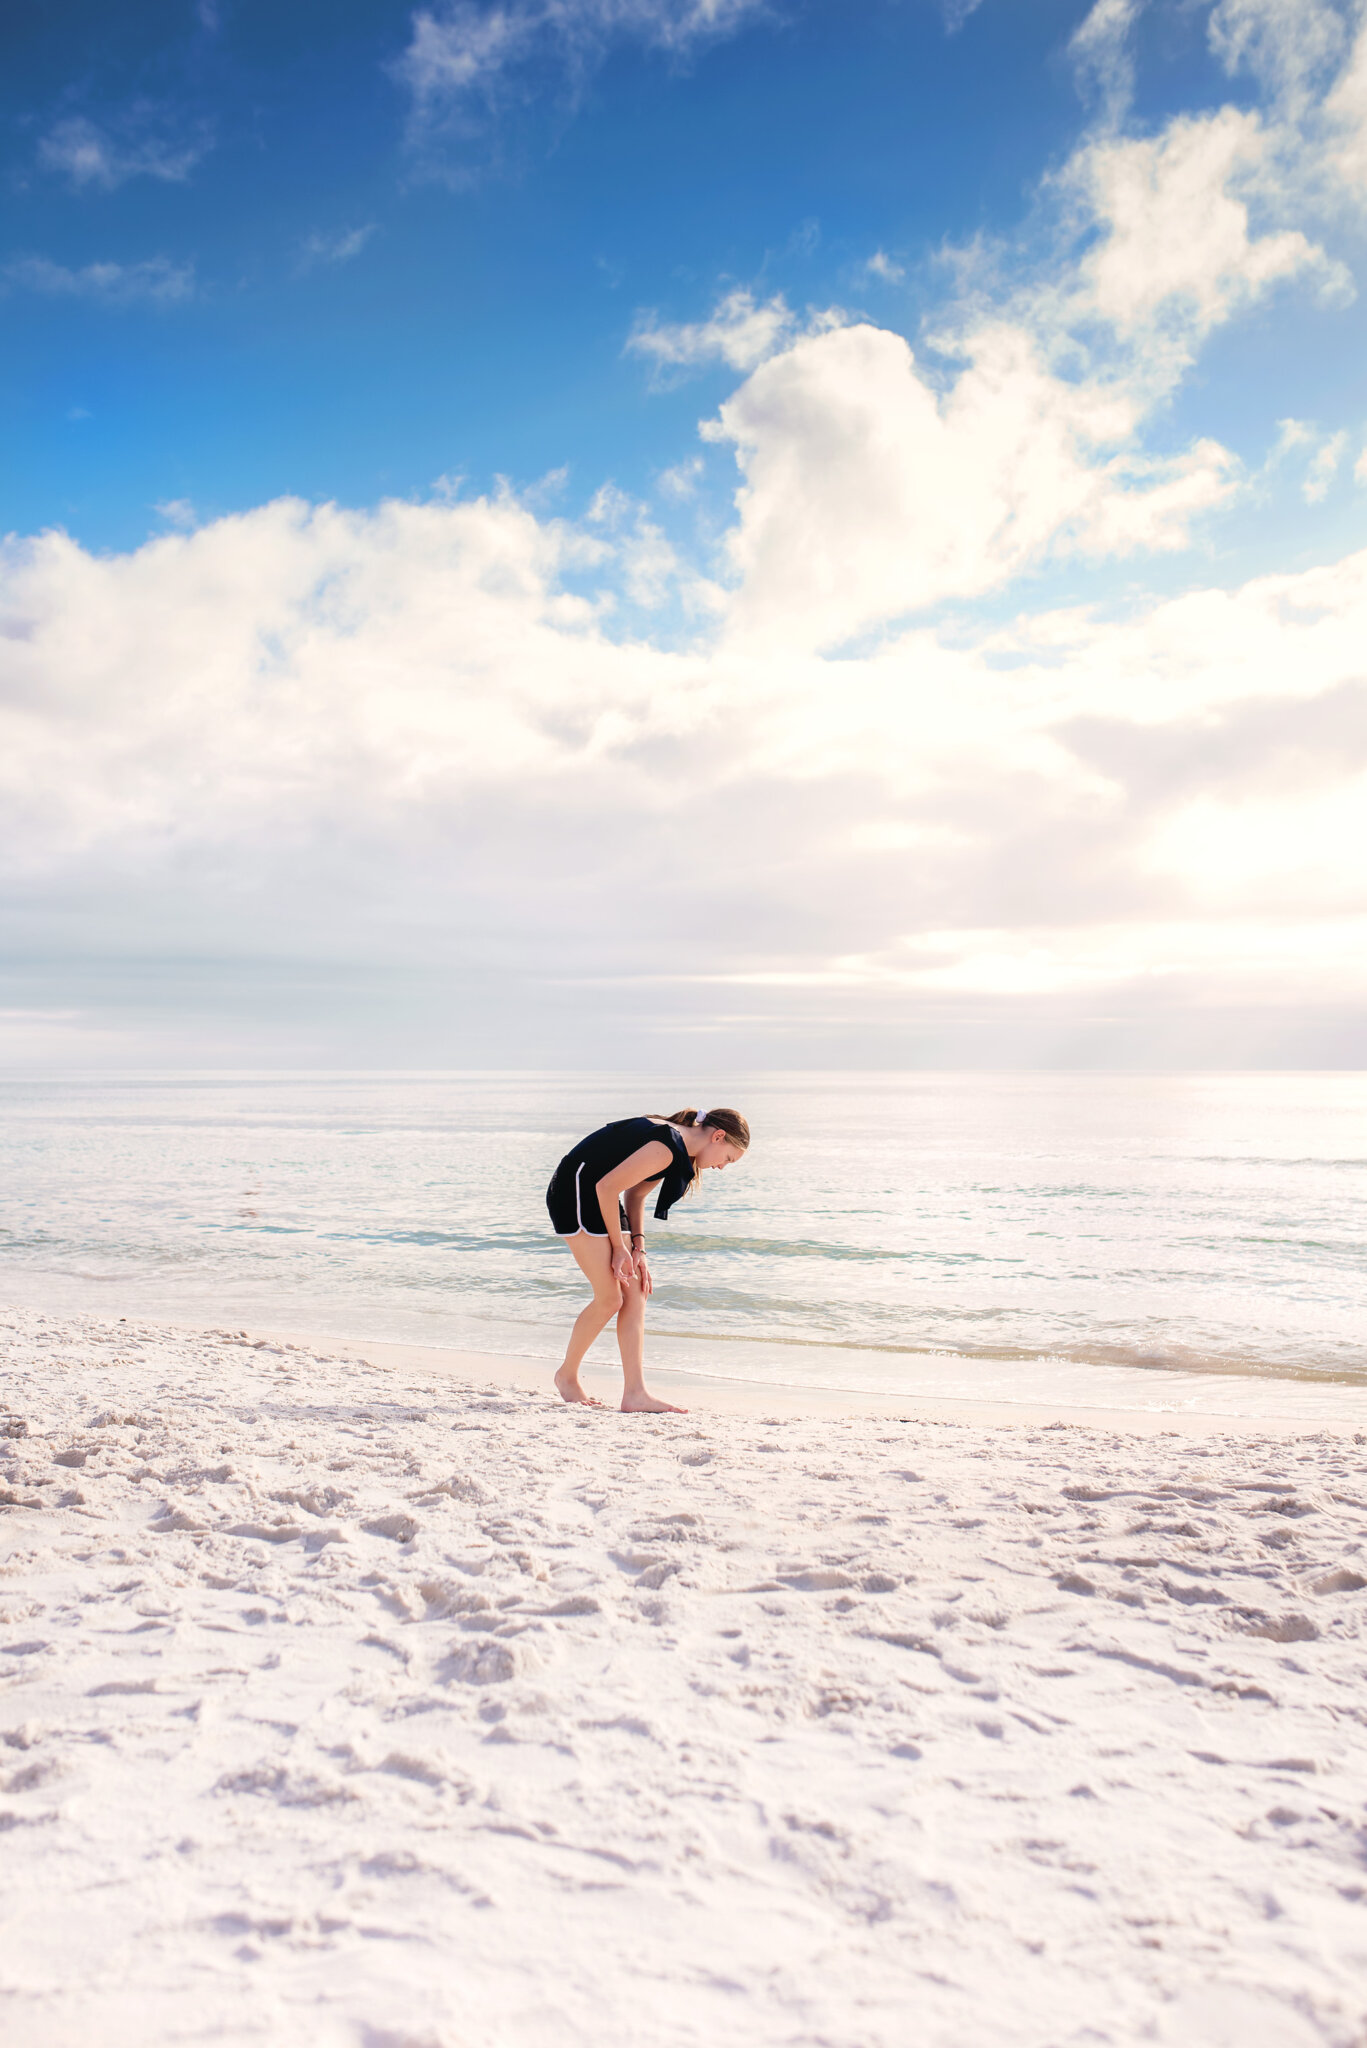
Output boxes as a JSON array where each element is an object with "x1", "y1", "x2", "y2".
[{"x1": 1, "y1": 1304, "x2": 1365, "y2": 2047}]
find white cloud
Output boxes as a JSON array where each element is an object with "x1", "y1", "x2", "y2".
[
  {"x1": 37, "y1": 112, "x2": 211, "y2": 190},
  {"x1": 1356, "y1": 441, "x2": 1367, "y2": 484},
  {"x1": 4, "y1": 492, "x2": 1367, "y2": 1057},
  {"x1": 702, "y1": 320, "x2": 1234, "y2": 650},
  {"x1": 3, "y1": 256, "x2": 196, "y2": 306},
  {"x1": 1303, "y1": 428, "x2": 1348, "y2": 500},
  {"x1": 299, "y1": 225, "x2": 378, "y2": 269},
  {"x1": 155, "y1": 500, "x2": 199, "y2": 531},
  {"x1": 864, "y1": 251, "x2": 904, "y2": 283},
  {"x1": 627, "y1": 289, "x2": 797, "y2": 377},
  {"x1": 1270, "y1": 415, "x2": 1315, "y2": 460},
  {"x1": 1323, "y1": 2, "x2": 1367, "y2": 197},
  {"x1": 1068, "y1": 0, "x2": 1143, "y2": 125},
  {"x1": 781, "y1": 915, "x2": 1367, "y2": 998},
  {"x1": 1210, "y1": 0, "x2": 1346, "y2": 112},
  {"x1": 648, "y1": 27, "x2": 1353, "y2": 658},
  {"x1": 658, "y1": 455, "x2": 705, "y2": 499},
  {"x1": 1066, "y1": 109, "x2": 1344, "y2": 359},
  {"x1": 588, "y1": 483, "x2": 687, "y2": 605},
  {"x1": 396, "y1": 0, "x2": 769, "y2": 167},
  {"x1": 667, "y1": 26, "x2": 1360, "y2": 656}
]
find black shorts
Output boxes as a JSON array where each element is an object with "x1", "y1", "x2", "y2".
[{"x1": 546, "y1": 1160, "x2": 627, "y2": 1238}]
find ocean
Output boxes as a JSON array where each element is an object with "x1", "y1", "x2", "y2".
[{"x1": 2, "y1": 1070, "x2": 1364, "y2": 1417}]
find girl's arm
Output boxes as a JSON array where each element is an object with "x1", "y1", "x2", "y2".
[
  {"x1": 623, "y1": 1182, "x2": 654, "y2": 1297},
  {"x1": 595, "y1": 1140, "x2": 672, "y2": 1282}
]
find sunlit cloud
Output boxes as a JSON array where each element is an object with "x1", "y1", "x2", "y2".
[
  {"x1": 3, "y1": 493, "x2": 1366, "y2": 1039},
  {"x1": 627, "y1": 290, "x2": 799, "y2": 379}
]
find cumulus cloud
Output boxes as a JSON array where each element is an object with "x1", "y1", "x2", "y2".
[
  {"x1": 3, "y1": 490, "x2": 1367, "y2": 1064},
  {"x1": 396, "y1": 0, "x2": 769, "y2": 170},
  {"x1": 646, "y1": 4, "x2": 1363, "y2": 655},
  {"x1": 627, "y1": 290, "x2": 797, "y2": 378},
  {"x1": 2, "y1": 256, "x2": 196, "y2": 305},
  {"x1": 1065, "y1": 109, "x2": 1347, "y2": 366},
  {"x1": 37, "y1": 111, "x2": 212, "y2": 190},
  {"x1": 702, "y1": 320, "x2": 1234, "y2": 649}
]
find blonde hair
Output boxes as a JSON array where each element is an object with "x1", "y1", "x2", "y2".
[{"x1": 657, "y1": 1107, "x2": 750, "y2": 1197}]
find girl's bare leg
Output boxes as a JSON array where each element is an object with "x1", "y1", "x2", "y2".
[
  {"x1": 616, "y1": 1267, "x2": 686, "y2": 1415},
  {"x1": 555, "y1": 1235, "x2": 622, "y2": 1405}
]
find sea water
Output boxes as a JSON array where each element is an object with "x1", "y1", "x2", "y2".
[{"x1": 2, "y1": 1070, "x2": 1364, "y2": 1416}]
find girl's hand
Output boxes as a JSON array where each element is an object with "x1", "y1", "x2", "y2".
[
  {"x1": 612, "y1": 1244, "x2": 636, "y2": 1288},
  {"x1": 635, "y1": 1250, "x2": 653, "y2": 1298}
]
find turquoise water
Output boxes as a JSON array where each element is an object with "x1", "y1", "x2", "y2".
[{"x1": 1, "y1": 1070, "x2": 1364, "y2": 1402}]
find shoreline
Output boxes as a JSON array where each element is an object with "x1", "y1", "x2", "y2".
[
  {"x1": 260, "y1": 1323, "x2": 1367, "y2": 1438},
  {"x1": 6, "y1": 1265, "x2": 1366, "y2": 1433}
]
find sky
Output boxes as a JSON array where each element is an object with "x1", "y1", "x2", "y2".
[{"x1": 2, "y1": 0, "x2": 1366, "y2": 1068}]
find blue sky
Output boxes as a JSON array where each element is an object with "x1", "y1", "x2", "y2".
[
  {"x1": 6, "y1": 0, "x2": 1360, "y2": 564},
  {"x1": 3, "y1": 0, "x2": 1367, "y2": 1065},
  {"x1": 5, "y1": 1, "x2": 1088, "y2": 544}
]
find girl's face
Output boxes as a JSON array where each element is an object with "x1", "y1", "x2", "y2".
[{"x1": 702, "y1": 1129, "x2": 746, "y2": 1171}]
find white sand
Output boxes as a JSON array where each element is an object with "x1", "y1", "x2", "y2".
[{"x1": 2, "y1": 1305, "x2": 1366, "y2": 2048}]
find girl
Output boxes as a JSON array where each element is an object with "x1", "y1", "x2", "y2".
[{"x1": 546, "y1": 1107, "x2": 750, "y2": 1411}]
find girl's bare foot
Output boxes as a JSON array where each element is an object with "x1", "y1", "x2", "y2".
[
  {"x1": 621, "y1": 1390, "x2": 688, "y2": 1414},
  {"x1": 555, "y1": 1367, "x2": 603, "y2": 1406}
]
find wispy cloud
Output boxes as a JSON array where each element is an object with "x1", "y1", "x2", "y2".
[
  {"x1": 1209, "y1": 0, "x2": 1346, "y2": 114},
  {"x1": 627, "y1": 289, "x2": 797, "y2": 378},
  {"x1": 1068, "y1": 0, "x2": 1143, "y2": 126},
  {"x1": 658, "y1": 454, "x2": 705, "y2": 498},
  {"x1": 37, "y1": 111, "x2": 212, "y2": 191},
  {"x1": 1303, "y1": 429, "x2": 1347, "y2": 501},
  {"x1": 395, "y1": 0, "x2": 771, "y2": 173},
  {"x1": 3, "y1": 256, "x2": 196, "y2": 306},
  {"x1": 863, "y1": 250, "x2": 904, "y2": 283},
  {"x1": 298, "y1": 224, "x2": 379, "y2": 270}
]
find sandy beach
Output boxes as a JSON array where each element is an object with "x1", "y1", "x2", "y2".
[{"x1": 2, "y1": 1301, "x2": 1366, "y2": 2048}]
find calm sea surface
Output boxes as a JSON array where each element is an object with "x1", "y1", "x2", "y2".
[{"x1": 2, "y1": 1071, "x2": 1364, "y2": 1411}]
